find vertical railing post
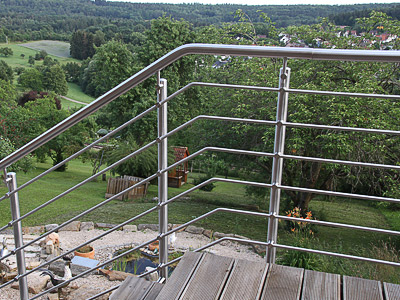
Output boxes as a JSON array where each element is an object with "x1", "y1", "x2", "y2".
[
  {"x1": 157, "y1": 77, "x2": 169, "y2": 279},
  {"x1": 266, "y1": 59, "x2": 291, "y2": 264},
  {"x1": 6, "y1": 172, "x2": 28, "y2": 300}
]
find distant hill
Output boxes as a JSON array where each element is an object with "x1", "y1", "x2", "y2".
[{"x1": 0, "y1": 0, "x2": 398, "y2": 41}]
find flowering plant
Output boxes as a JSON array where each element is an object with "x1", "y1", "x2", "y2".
[{"x1": 286, "y1": 207, "x2": 314, "y2": 236}]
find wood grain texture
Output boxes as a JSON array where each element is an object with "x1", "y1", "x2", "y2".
[
  {"x1": 219, "y1": 259, "x2": 268, "y2": 300},
  {"x1": 180, "y1": 253, "x2": 234, "y2": 300},
  {"x1": 155, "y1": 251, "x2": 203, "y2": 300},
  {"x1": 261, "y1": 264, "x2": 304, "y2": 300},
  {"x1": 343, "y1": 276, "x2": 383, "y2": 300},
  {"x1": 301, "y1": 270, "x2": 340, "y2": 300},
  {"x1": 383, "y1": 282, "x2": 400, "y2": 300},
  {"x1": 141, "y1": 282, "x2": 164, "y2": 300},
  {"x1": 109, "y1": 276, "x2": 152, "y2": 300}
]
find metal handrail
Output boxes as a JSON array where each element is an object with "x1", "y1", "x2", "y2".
[{"x1": 1, "y1": 44, "x2": 400, "y2": 170}]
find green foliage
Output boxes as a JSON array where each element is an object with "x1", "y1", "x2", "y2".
[
  {"x1": 81, "y1": 40, "x2": 133, "y2": 97},
  {"x1": 18, "y1": 68, "x2": 44, "y2": 91},
  {"x1": 41, "y1": 64, "x2": 68, "y2": 95},
  {"x1": 62, "y1": 62, "x2": 81, "y2": 83},
  {"x1": 0, "y1": 60, "x2": 13, "y2": 82},
  {"x1": 104, "y1": 136, "x2": 158, "y2": 178},
  {"x1": 0, "y1": 47, "x2": 13, "y2": 57},
  {"x1": 0, "y1": 137, "x2": 34, "y2": 173},
  {"x1": 19, "y1": 64, "x2": 68, "y2": 95},
  {"x1": 0, "y1": 79, "x2": 17, "y2": 109},
  {"x1": 0, "y1": 0, "x2": 397, "y2": 44}
]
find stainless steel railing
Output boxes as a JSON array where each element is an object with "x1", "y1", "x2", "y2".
[{"x1": 0, "y1": 44, "x2": 400, "y2": 300}]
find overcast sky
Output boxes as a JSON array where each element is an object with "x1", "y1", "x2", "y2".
[{"x1": 107, "y1": 0, "x2": 400, "y2": 4}]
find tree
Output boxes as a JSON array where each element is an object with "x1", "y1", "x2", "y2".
[
  {"x1": 62, "y1": 62, "x2": 81, "y2": 83},
  {"x1": 42, "y1": 65, "x2": 68, "y2": 95},
  {"x1": 190, "y1": 12, "x2": 400, "y2": 211},
  {"x1": 28, "y1": 56, "x2": 35, "y2": 65},
  {"x1": 0, "y1": 47, "x2": 13, "y2": 57},
  {"x1": 0, "y1": 79, "x2": 17, "y2": 109},
  {"x1": 22, "y1": 97, "x2": 95, "y2": 171},
  {"x1": 81, "y1": 40, "x2": 133, "y2": 97},
  {"x1": 0, "y1": 137, "x2": 34, "y2": 173},
  {"x1": 18, "y1": 68, "x2": 44, "y2": 91},
  {"x1": 0, "y1": 60, "x2": 13, "y2": 82}
]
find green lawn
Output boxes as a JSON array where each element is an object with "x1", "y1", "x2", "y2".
[
  {"x1": 66, "y1": 83, "x2": 95, "y2": 104},
  {"x1": 0, "y1": 42, "x2": 79, "y2": 68},
  {"x1": 0, "y1": 159, "x2": 398, "y2": 282},
  {"x1": 1, "y1": 42, "x2": 95, "y2": 107}
]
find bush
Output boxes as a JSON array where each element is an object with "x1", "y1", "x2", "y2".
[{"x1": 193, "y1": 175, "x2": 216, "y2": 192}]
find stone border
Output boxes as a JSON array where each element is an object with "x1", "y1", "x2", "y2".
[{"x1": 20, "y1": 223, "x2": 266, "y2": 255}]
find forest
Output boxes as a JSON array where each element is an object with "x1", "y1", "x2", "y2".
[{"x1": 0, "y1": 0, "x2": 399, "y2": 42}]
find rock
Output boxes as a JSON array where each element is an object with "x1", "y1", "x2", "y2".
[
  {"x1": 98, "y1": 269, "x2": 135, "y2": 281},
  {"x1": 27, "y1": 260, "x2": 41, "y2": 269},
  {"x1": 185, "y1": 226, "x2": 204, "y2": 235},
  {"x1": 22, "y1": 226, "x2": 45, "y2": 235},
  {"x1": 213, "y1": 232, "x2": 235, "y2": 239},
  {"x1": 137, "y1": 224, "x2": 158, "y2": 231},
  {"x1": 49, "y1": 261, "x2": 93, "y2": 278},
  {"x1": 171, "y1": 224, "x2": 186, "y2": 233},
  {"x1": 47, "y1": 293, "x2": 59, "y2": 300},
  {"x1": 12, "y1": 272, "x2": 50, "y2": 294},
  {"x1": 59, "y1": 221, "x2": 81, "y2": 232},
  {"x1": 80, "y1": 222, "x2": 95, "y2": 231},
  {"x1": 45, "y1": 240, "x2": 55, "y2": 255},
  {"x1": 45, "y1": 224, "x2": 59, "y2": 232},
  {"x1": 252, "y1": 244, "x2": 266, "y2": 255},
  {"x1": 95, "y1": 223, "x2": 117, "y2": 229},
  {"x1": 145, "y1": 267, "x2": 159, "y2": 281},
  {"x1": 122, "y1": 225, "x2": 137, "y2": 232},
  {"x1": 65, "y1": 284, "x2": 111, "y2": 300},
  {"x1": 203, "y1": 230, "x2": 213, "y2": 238}
]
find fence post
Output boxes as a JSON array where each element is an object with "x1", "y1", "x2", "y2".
[
  {"x1": 157, "y1": 77, "x2": 169, "y2": 279},
  {"x1": 6, "y1": 172, "x2": 28, "y2": 300},
  {"x1": 266, "y1": 59, "x2": 291, "y2": 264}
]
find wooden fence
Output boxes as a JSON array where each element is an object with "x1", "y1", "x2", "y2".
[{"x1": 105, "y1": 175, "x2": 149, "y2": 200}]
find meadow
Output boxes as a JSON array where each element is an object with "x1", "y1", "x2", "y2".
[{"x1": 0, "y1": 42, "x2": 94, "y2": 106}]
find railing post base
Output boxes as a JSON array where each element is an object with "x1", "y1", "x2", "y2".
[{"x1": 6, "y1": 172, "x2": 28, "y2": 300}]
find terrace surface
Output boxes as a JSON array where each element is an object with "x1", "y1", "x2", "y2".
[{"x1": 110, "y1": 251, "x2": 400, "y2": 300}]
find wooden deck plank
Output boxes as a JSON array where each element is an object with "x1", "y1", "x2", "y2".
[
  {"x1": 179, "y1": 253, "x2": 234, "y2": 300},
  {"x1": 383, "y1": 282, "x2": 400, "y2": 300},
  {"x1": 219, "y1": 259, "x2": 268, "y2": 300},
  {"x1": 155, "y1": 251, "x2": 203, "y2": 300},
  {"x1": 343, "y1": 276, "x2": 383, "y2": 300},
  {"x1": 301, "y1": 270, "x2": 340, "y2": 300},
  {"x1": 261, "y1": 264, "x2": 304, "y2": 300},
  {"x1": 141, "y1": 282, "x2": 164, "y2": 300},
  {"x1": 109, "y1": 276, "x2": 152, "y2": 300}
]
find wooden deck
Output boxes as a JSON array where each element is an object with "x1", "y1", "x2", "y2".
[{"x1": 110, "y1": 251, "x2": 400, "y2": 300}]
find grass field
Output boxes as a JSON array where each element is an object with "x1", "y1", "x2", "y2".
[
  {"x1": 19, "y1": 40, "x2": 71, "y2": 58},
  {"x1": 1, "y1": 42, "x2": 94, "y2": 105},
  {"x1": 0, "y1": 159, "x2": 398, "y2": 282},
  {"x1": 0, "y1": 42, "x2": 79, "y2": 67},
  {"x1": 66, "y1": 83, "x2": 95, "y2": 104}
]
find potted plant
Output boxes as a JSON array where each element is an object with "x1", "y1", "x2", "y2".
[{"x1": 74, "y1": 245, "x2": 95, "y2": 259}]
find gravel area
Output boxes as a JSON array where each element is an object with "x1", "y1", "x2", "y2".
[{"x1": 1, "y1": 228, "x2": 263, "y2": 300}]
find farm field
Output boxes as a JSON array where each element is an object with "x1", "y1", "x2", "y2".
[
  {"x1": 19, "y1": 40, "x2": 71, "y2": 58},
  {"x1": 0, "y1": 42, "x2": 93, "y2": 105}
]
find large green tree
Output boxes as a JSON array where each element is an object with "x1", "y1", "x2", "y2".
[
  {"x1": 189, "y1": 12, "x2": 400, "y2": 211},
  {"x1": 0, "y1": 60, "x2": 13, "y2": 82}
]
